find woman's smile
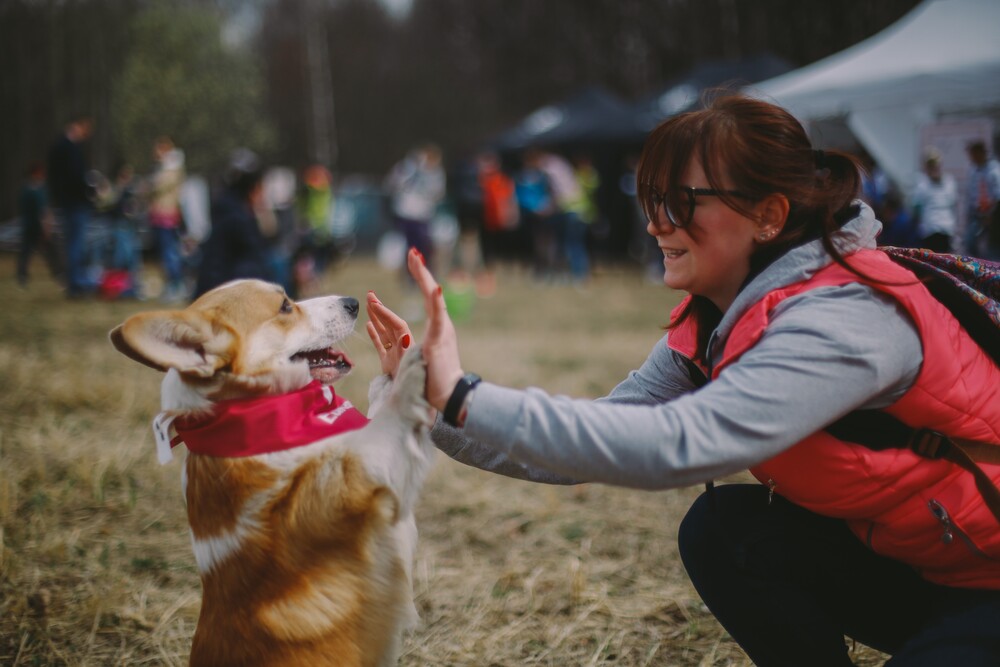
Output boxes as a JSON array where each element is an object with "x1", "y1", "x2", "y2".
[{"x1": 661, "y1": 246, "x2": 687, "y2": 261}]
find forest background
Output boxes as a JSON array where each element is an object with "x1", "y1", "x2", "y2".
[{"x1": 0, "y1": 0, "x2": 921, "y2": 221}]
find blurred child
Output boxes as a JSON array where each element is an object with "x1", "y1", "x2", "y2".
[{"x1": 17, "y1": 162, "x2": 62, "y2": 287}]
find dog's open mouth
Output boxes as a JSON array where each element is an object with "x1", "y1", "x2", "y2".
[{"x1": 291, "y1": 347, "x2": 353, "y2": 383}]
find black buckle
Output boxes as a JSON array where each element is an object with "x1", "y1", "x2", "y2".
[{"x1": 909, "y1": 429, "x2": 952, "y2": 460}]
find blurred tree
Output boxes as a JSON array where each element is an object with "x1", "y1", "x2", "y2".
[
  {"x1": 256, "y1": 0, "x2": 921, "y2": 176},
  {"x1": 0, "y1": 0, "x2": 924, "y2": 220},
  {"x1": 112, "y1": 2, "x2": 275, "y2": 175},
  {"x1": 0, "y1": 0, "x2": 139, "y2": 221}
]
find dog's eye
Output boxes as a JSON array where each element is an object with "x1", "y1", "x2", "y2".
[{"x1": 279, "y1": 298, "x2": 294, "y2": 314}]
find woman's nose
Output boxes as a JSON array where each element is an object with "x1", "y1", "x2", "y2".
[{"x1": 646, "y1": 217, "x2": 673, "y2": 237}]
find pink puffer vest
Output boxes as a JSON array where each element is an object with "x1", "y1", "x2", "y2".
[{"x1": 668, "y1": 249, "x2": 1000, "y2": 589}]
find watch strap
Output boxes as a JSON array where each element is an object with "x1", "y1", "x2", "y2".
[{"x1": 443, "y1": 373, "x2": 481, "y2": 427}]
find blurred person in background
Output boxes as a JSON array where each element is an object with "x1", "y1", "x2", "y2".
[
  {"x1": 295, "y1": 163, "x2": 336, "y2": 291},
  {"x1": 515, "y1": 149, "x2": 558, "y2": 280},
  {"x1": 564, "y1": 153, "x2": 600, "y2": 285},
  {"x1": 875, "y1": 191, "x2": 916, "y2": 249},
  {"x1": 910, "y1": 148, "x2": 958, "y2": 253},
  {"x1": 16, "y1": 161, "x2": 61, "y2": 288},
  {"x1": 859, "y1": 149, "x2": 890, "y2": 222},
  {"x1": 259, "y1": 167, "x2": 300, "y2": 298},
  {"x1": 477, "y1": 151, "x2": 521, "y2": 295},
  {"x1": 965, "y1": 140, "x2": 1000, "y2": 259},
  {"x1": 193, "y1": 149, "x2": 269, "y2": 299},
  {"x1": 448, "y1": 155, "x2": 486, "y2": 286},
  {"x1": 384, "y1": 143, "x2": 446, "y2": 277},
  {"x1": 95, "y1": 161, "x2": 143, "y2": 299},
  {"x1": 147, "y1": 136, "x2": 187, "y2": 302},
  {"x1": 536, "y1": 151, "x2": 582, "y2": 283},
  {"x1": 46, "y1": 113, "x2": 95, "y2": 298},
  {"x1": 370, "y1": 93, "x2": 1000, "y2": 667}
]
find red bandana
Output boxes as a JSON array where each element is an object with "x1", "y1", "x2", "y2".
[{"x1": 153, "y1": 382, "x2": 369, "y2": 462}]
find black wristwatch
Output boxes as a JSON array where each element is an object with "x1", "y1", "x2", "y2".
[{"x1": 443, "y1": 373, "x2": 481, "y2": 427}]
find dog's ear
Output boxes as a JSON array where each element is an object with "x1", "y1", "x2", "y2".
[{"x1": 109, "y1": 310, "x2": 232, "y2": 377}]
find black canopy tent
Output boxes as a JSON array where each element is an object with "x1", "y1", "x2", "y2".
[
  {"x1": 478, "y1": 57, "x2": 795, "y2": 261},
  {"x1": 487, "y1": 85, "x2": 639, "y2": 153},
  {"x1": 622, "y1": 54, "x2": 795, "y2": 143}
]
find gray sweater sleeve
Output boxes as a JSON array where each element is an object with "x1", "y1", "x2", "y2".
[
  {"x1": 430, "y1": 335, "x2": 694, "y2": 483},
  {"x1": 434, "y1": 284, "x2": 922, "y2": 489}
]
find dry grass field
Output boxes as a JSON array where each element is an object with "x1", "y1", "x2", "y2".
[{"x1": 0, "y1": 253, "x2": 888, "y2": 666}]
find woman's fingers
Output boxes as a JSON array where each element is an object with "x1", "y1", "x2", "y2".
[
  {"x1": 366, "y1": 291, "x2": 391, "y2": 342},
  {"x1": 407, "y1": 249, "x2": 446, "y2": 330},
  {"x1": 367, "y1": 291, "x2": 411, "y2": 347},
  {"x1": 375, "y1": 299, "x2": 411, "y2": 341},
  {"x1": 411, "y1": 251, "x2": 450, "y2": 343},
  {"x1": 405, "y1": 247, "x2": 465, "y2": 411},
  {"x1": 366, "y1": 321, "x2": 387, "y2": 363},
  {"x1": 365, "y1": 291, "x2": 415, "y2": 376}
]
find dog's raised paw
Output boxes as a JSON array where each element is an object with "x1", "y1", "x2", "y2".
[{"x1": 391, "y1": 349, "x2": 432, "y2": 426}]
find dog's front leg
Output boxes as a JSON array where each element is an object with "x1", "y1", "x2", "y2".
[{"x1": 350, "y1": 348, "x2": 435, "y2": 519}]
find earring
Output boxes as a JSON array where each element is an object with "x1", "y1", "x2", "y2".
[{"x1": 758, "y1": 231, "x2": 775, "y2": 242}]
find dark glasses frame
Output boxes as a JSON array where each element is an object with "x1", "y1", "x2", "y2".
[{"x1": 644, "y1": 186, "x2": 752, "y2": 228}]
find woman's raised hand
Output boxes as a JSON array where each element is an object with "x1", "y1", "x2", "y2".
[
  {"x1": 406, "y1": 248, "x2": 466, "y2": 412},
  {"x1": 366, "y1": 248, "x2": 465, "y2": 412}
]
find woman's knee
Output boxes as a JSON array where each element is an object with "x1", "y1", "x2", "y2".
[
  {"x1": 677, "y1": 488, "x2": 717, "y2": 563},
  {"x1": 679, "y1": 484, "x2": 764, "y2": 553}
]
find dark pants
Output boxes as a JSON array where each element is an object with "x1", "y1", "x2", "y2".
[
  {"x1": 17, "y1": 220, "x2": 62, "y2": 285},
  {"x1": 397, "y1": 216, "x2": 433, "y2": 268},
  {"x1": 678, "y1": 484, "x2": 1000, "y2": 666},
  {"x1": 563, "y1": 212, "x2": 590, "y2": 281},
  {"x1": 58, "y1": 205, "x2": 90, "y2": 296},
  {"x1": 153, "y1": 225, "x2": 184, "y2": 288}
]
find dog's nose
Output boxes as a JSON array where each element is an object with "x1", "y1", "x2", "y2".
[{"x1": 342, "y1": 297, "x2": 359, "y2": 319}]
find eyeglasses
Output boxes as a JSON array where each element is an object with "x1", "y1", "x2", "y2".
[{"x1": 643, "y1": 186, "x2": 751, "y2": 228}]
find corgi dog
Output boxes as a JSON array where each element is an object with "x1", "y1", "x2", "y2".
[{"x1": 109, "y1": 279, "x2": 434, "y2": 667}]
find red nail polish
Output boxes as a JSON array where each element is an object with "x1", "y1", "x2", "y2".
[
  {"x1": 401, "y1": 334, "x2": 411, "y2": 349},
  {"x1": 435, "y1": 285, "x2": 443, "y2": 296},
  {"x1": 413, "y1": 248, "x2": 426, "y2": 265}
]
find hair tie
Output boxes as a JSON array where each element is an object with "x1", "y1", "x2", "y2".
[{"x1": 814, "y1": 149, "x2": 827, "y2": 169}]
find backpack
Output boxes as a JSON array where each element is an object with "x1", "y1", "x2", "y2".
[
  {"x1": 828, "y1": 246, "x2": 1000, "y2": 524},
  {"x1": 880, "y1": 247, "x2": 1000, "y2": 365}
]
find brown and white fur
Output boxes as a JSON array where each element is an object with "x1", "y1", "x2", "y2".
[{"x1": 109, "y1": 279, "x2": 434, "y2": 667}]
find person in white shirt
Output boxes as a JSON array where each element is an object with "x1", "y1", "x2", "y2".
[
  {"x1": 965, "y1": 140, "x2": 1000, "y2": 258},
  {"x1": 384, "y1": 144, "x2": 446, "y2": 271},
  {"x1": 911, "y1": 149, "x2": 957, "y2": 253}
]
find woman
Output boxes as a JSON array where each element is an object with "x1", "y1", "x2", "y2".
[{"x1": 367, "y1": 94, "x2": 1000, "y2": 666}]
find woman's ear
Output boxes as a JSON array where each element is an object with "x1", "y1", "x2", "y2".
[{"x1": 754, "y1": 193, "x2": 790, "y2": 242}]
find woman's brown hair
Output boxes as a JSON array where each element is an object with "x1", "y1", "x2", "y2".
[{"x1": 636, "y1": 91, "x2": 864, "y2": 361}]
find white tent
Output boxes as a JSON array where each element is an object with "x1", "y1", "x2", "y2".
[{"x1": 750, "y1": 0, "x2": 1000, "y2": 193}]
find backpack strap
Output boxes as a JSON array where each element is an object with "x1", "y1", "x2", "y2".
[{"x1": 827, "y1": 411, "x2": 1000, "y2": 524}]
